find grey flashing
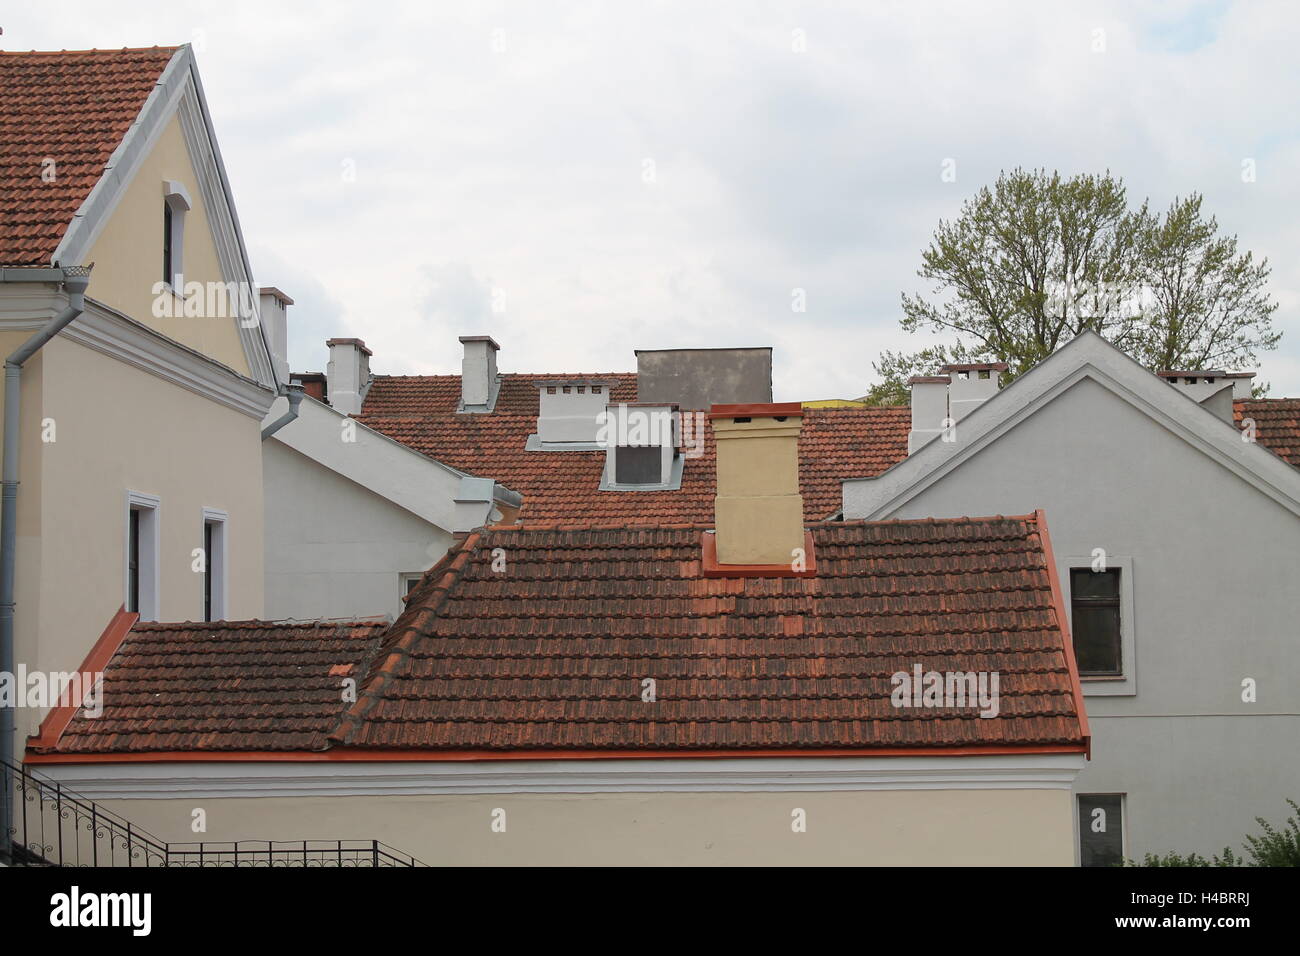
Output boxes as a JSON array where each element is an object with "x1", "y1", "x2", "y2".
[
  {"x1": 0, "y1": 268, "x2": 65, "y2": 282},
  {"x1": 598, "y1": 452, "x2": 685, "y2": 492},
  {"x1": 524, "y1": 433, "x2": 605, "y2": 452},
  {"x1": 492, "y1": 483, "x2": 524, "y2": 508},
  {"x1": 457, "y1": 374, "x2": 502, "y2": 414},
  {"x1": 454, "y1": 475, "x2": 497, "y2": 504}
]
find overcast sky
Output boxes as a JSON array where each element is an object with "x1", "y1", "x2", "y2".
[{"x1": 9, "y1": 1, "x2": 1299, "y2": 398}]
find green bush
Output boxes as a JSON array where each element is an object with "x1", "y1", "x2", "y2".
[{"x1": 1127, "y1": 798, "x2": 1300, "y2": 867}]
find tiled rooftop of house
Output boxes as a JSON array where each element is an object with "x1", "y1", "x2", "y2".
[
  {"x1": 36, "y1": 515, "x2": 1087, "y2": 757},
  {"x1": 39, "y1": 619, "x2": 387, "y2": 754},
  {"x1": 330, "y1": 515, "x2": 1087, "y2": 754},
  {"x1": 1235, "y1": 398, "x2": 1300, "y2": 467},
  {"x1": 0, "y1": 47, "x2": 177, "y2": 266},
  {"x1": 358, "y1": 373, "x2": 912, "y2": 522}
]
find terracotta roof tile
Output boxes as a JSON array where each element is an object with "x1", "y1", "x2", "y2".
[
  {"x1": 40, "y1": 619, "x2": 387, "y2": 753},
  {"x1": 359, "y1": 374, "x2": 910, "y2": 522},
  {"x1": 1235, "y1": 398, "x2": 1300, "y2": 467},
  {"x1": 330, "y1": 516, "x2": 1086, "y2": 753},
  {"x1": 0, "y1": 47, "x2": 177, "y2": 266}
]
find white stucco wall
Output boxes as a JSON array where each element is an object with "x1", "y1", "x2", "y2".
[
  {"x1": 262, "y1": 440, "x2": 455, "y2": 621},
  {"x1": 38, "y1": 755, "x2": 1084, "y2": 866},
  {"x1": 846, "y1": 376, "x2": 1300, "y2": 860}
]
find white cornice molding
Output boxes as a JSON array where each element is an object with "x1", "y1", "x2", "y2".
[
  {"x1": 33, "y1": 754, "x2": 1085, "y2": 799},
  {"x1": 844, "y1": 332, "x2": 1300, "y2": 521},
  {"x1": 54, "y1": 296, "x2": 276, "y2": 419},
  {"x1": 49, "y1": 45, "x2": 277, "y2": 390}
]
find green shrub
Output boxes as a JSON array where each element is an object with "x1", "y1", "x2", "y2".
[{"x1": 1127, "y1": 798, "x2": 1299, "y2": 867}]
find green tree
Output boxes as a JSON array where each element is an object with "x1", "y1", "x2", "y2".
[{"x1": 865, "y1": 169, "x2": 1280, "y2": 403}]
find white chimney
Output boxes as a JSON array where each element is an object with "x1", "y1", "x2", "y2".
[
  {"x1": 907, "y1": 374, "x2": 951, "y2": 454},
  {"x1": 940, "y1": 362, "x2": 1007, "y2": 422},
  {"x1": 259, "y1": 287, "x2": 293, "y2": 385},
  {"x1": 1157, "y1": 369, "x2": 1252, "y2": 425},
  {"x1": 326, "y1": 337, "x2": 372, "y2": 416},
  {"x1": 1223, "y1": 371, "x2": 1256, "y2": 399},
  {"x1": 459, "y1": 335, "x2": 500, "y2": 412},
  {"x1": 535, "y1": 380, "x2": 615, "y2": 444}
]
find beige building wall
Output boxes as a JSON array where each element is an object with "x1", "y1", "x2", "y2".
[
  {"x1": 8, "y1": 333, "x2": 266, "y2": 734},
  {"x1": 82, "y1": 115, "x2": 252, "y2": 376},
  {"x1": 90, "y1": 787, "x2": 1075, "y2": 866}
]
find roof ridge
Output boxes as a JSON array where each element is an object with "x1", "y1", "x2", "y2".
[{"x1": 328, "y1": 533, "x2": 483, "y2": 746}]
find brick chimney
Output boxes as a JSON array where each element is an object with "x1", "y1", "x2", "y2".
[{"x1": 709, "y1": 402, "x2": 806, "y2": 567}]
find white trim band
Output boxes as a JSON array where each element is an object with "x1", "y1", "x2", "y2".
[{"x1": 34, "y1": 753, "x2": 1086, "y2": 799}]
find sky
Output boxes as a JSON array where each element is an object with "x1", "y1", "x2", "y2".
[{"x1": 7, "y1": 0, "x2": 1300, "y2": 399}]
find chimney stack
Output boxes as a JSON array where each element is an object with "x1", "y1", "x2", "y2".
[
  {"x1": 940, "y1": 362, "x2": 1007, "y2": 421},
  {"x1": 907, "y1": 375, "x2": 951, "y2": 454},
  {"x1": 325, "y1": 338, "x2": 372, "y2": 416},
  {"x1": 459, "y1": 335, "x2": 500, "y2": 412},
  {"x1": 1156, "y1": 369, "x2": 1254, "y2": 425},
  {"x1": 259, "y1": 287, "x2": 293, "y2": 385},
  {"x1": 710, "y1": 402, "x2": 805, "y2": 566}
]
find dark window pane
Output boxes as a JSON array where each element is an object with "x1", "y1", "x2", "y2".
[
  {"x1": 203, "y1": 521, "x2": 214, "y2": 622},
  {"x1": 1078, "y1": 795, "x2": 1124, "y2": 867},
  {"x1": 163, "y1": 203, "x2": 173, "y2": 283},
  {"x1": 127, "y1": 508, "x2": 140, "y2": 614},
  {"x1": 1073, "y1": 605, "x2": 1122, "y2": 675},
  {"x1": 1071, "y1": 568, "x2": 1120, "y2": 600},
  {"x1": 615, "y1": 446, "x2": 661, "y2": 485}
]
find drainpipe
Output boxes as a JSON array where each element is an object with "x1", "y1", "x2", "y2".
[
  {"x1": 261, "y1": 383, "x2": 305, "y2": 440},
  {"x1": 1, "y1": 264, "x2": 91, "y2": 864}
]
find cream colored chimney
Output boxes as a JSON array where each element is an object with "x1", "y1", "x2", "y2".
[{"x1": 711, "y1": 402, "x2": 805, "y2": 566}]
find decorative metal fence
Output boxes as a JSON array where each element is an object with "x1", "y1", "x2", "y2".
[{"x1": 2, "y1": 758, "x2": 424, "y2": 867}]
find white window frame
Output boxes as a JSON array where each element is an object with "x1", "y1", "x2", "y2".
[
  {"x1": 125, "y1": 491, "x2": 161, "y2": 621},
  {"x1": 398, "y1": 572, "x2": 423, "y2": 603},
  {"x1": 1075, "y1": 792, "x2": 1128, "y2": 868},
  {"x1": 201, "y1": 508, "x2": 229, "y2": 621},
  {"x1": 1059, "y1": 553, "x2": 1137, "y2": 696},
  {"x1": 162, "y1": 180, "x2": 192, "y2": 290}
]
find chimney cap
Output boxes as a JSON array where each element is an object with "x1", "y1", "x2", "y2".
[
  {"x1": 938, "y1": 362, "x2": 1007, "y2": 373},
  {"x1": 459, "y1": 335, "x2": 500, "y2": 351},
  {"x1": 907, "y1": 375, "x2": 951, "y2": 385},
  {"x1": 258, "y1": 286, "x2": 294, "y2": 306},
  {"x1": 326, "y1": 337, "x2": 372, "y2": 356},
  {"x1": 708, "y1": 401, "x2": 802, "y2": 420}
]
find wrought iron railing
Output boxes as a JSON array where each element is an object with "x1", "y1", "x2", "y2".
[{"x1": 2, "y1": 757, "x2": 424, "y2": 867}]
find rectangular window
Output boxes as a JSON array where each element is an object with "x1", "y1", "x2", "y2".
[
  {"x1": 163, "y1": 202, "x2": 173, "y2": 285},
  {"x1": 127, "y1": 508, "x2": 140, "y2": 613},
  {"x1": 126, "y1": 492, "x2": 160, "y2": 620},
  {"x1": 1078, "y1": 794, "x2": 1125, "y2": 867},
  {"x1": 202, "y1": 509, "x2": 228, "y2": 622},
  {"x1": 1070, "y1": 568, "x2": 1122, "y2": 676}
]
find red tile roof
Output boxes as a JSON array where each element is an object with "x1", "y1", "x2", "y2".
[
  {"x1": 358, "y1": 373, "x2": 911, "y2": 523},
  {"x1": 0, "y1": 47, "x2": 177, "y2": 266},
  {"x1": 36, "y1": 619, "x2": 387, "y2": 754},
  {"x1": 330, "y1": 515, "x2": 1087, "y2": 754},
  {"x1": 1235, "y1": 398, "x2": 1300, "y2": 467}
]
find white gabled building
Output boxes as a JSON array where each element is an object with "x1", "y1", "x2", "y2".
[{"x1": 843, "y1": 332, "x2": 1300, "y2": 865}]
